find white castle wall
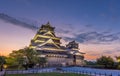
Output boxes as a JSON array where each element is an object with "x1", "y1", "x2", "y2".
[
  {"x1": 46, "y1": 56, "x2": 84, "y2": 66},
  {"x1": 47, "y1": 57, "x2": 66, "y2": 64}
]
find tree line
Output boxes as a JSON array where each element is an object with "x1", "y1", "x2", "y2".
[{"x1": 85, "y1": 56, "x2": 120, "y2": 69}]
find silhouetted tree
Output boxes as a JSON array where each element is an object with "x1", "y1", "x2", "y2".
[
  {"x1": 9, "y1": 47, "x2": 38, "y2": 70},
  {"x1": 37, "y1": 57, "x2": 47, "y2": 68},
  {"x1": 9, "y1": 47, "x2": 47, "y2": 69},
  {"x1": 115, "y1": 56, "x2": 120, "y2": 69},
  {"x1": 0, "y1": 56, "x2": 6, "y2": 71},
  {"x1": 85, "y1": 60, "x2": 96, "y2": 65},
  {"x1": 97, "y1": 56, "x2": 114, "y2": 68}
]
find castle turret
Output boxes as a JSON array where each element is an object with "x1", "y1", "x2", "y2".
[
  {"x1": 66, "y1": 40, "x2": 85, "y2": 66},
  {"x1": 66, "y1": 40, "x2": 79, "y2": 50}
]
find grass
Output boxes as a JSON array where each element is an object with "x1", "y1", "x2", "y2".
[{"x1": 6, "y1": 73, "x2": 88, "y2": 76}]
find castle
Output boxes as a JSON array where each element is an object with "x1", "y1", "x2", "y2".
[{"x1": 29, "y1": 22, "x2": 85, "y2": 66}]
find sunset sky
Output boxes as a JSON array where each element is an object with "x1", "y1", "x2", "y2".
[{"x1": 0, "y1": 0, "x2": 120, "y2": 60}]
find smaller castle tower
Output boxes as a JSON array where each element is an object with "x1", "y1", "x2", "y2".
[
  {"x1": 66, "y1": 41, "x2": 85, "y2": 66},
  {"x1": 66, "y1": 40, "x2": 79, "y2": 50}
]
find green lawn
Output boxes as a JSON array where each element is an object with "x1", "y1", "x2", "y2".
[{"x1": 6, "y1": 73, "x2": 88, "y2": 76}]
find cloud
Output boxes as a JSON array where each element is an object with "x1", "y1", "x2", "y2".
[
  {"x1": 54, "y1": 23, "x2": 120, "y2": 44},
  {"x1": 64, "y1": 31, "x2": 120, "y2": 44},
  {"x1": 0, "y1": 13, "x2": 38, "y2": 30},
  {"x1": 87, "y1": 49, "x2": 120, "y2": 58},
  {"x1": 99, "y1": 35, "x2": 119, "y2": 42},
  {"x1": 84, "y1": 24, "x2": 93, "y2": 28},
  {"x1": 57, "y1": 28, "x2": 71, "y2": 34},
  {"x1": 103, "y1": 49, "x2": 120, "y2": 54}
]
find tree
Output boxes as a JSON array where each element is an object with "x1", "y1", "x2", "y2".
[
  {"x1": 5, "y1": 57, "x2": 18, "y2": 69},
  {"x1": 97, "y1": 56, "x2": 114, "y2": 68},
  {"x1": 37, "y1": 57, "x2": 47, "y2": 68},
  {"x1": 116, "y1": 56, "x2": 120, "y2": 63},
  {"x1": 9, "y1": 47, "x2": 39, "y2": 69},
  {"x1": 115, "y1": 56, "x2": 120, "y2": 69},
  {"x1": 0, "y1": 56, "x2": 6, "y2": 71},
  {"x1": 84, "y1": 60, "x2": 96, "y2": 65},
  {"x1": 9, "y1": 47, "x2": 47, "y2": 69},
  {"x1": 9, "y1": 49, "x2": 27, "y2": 69}
]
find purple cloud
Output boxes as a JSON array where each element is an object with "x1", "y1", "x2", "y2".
[{"x1": 0, "y1": 13, "x2": 38, "y2": 30}]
